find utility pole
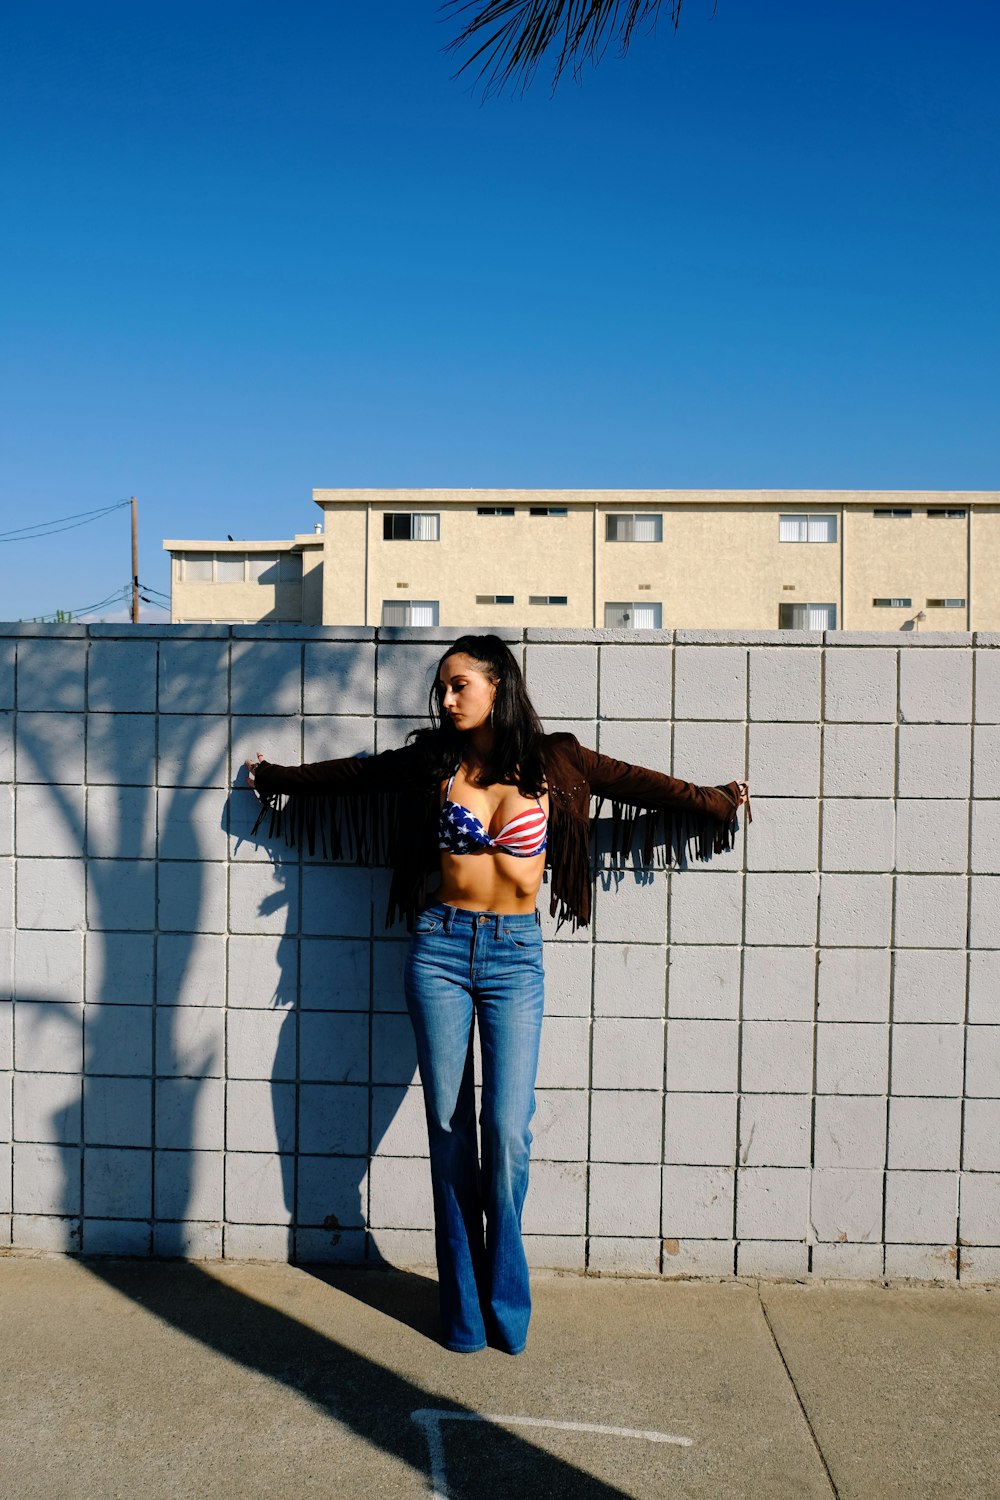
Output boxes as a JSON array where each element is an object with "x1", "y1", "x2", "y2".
[{"x1": 131, "y1": 496, "x2": 139, "y2": 624}]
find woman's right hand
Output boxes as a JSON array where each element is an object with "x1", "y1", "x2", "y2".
[{"x1": 244, "y1": 752, "x2": 265, "y2": 787}]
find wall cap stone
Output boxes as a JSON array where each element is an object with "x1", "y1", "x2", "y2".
[
  {"x1": 526, "y1": 627, "x2": 670, "y2": 643},
  {"x1": 827, "y1": 631, "x2": 971, "y2": 646},
  {"x1": 0, "y1": 623, "x2": 88, "y2": 636},
  {"x1": 88, "y1": 623, "x2": 170, "y2": 637},
  {"x1": 676, "y1": 629, "x2": 816, "y2": 645},
  {"x1": 232, "y1": 624, "x2": 375, "y2": 640}
]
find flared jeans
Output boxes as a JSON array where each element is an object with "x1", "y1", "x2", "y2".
[{"x1": 403, "y1": 902, "x2": 545, "y2": 1354}]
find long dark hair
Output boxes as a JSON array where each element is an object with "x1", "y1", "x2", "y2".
[{"x1": 408, "y1": 634, "x2": 547, "y2": 793}]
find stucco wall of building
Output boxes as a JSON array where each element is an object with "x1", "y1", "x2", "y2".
[
  {"x1": 645, "y1": 504, "x2": 843, "y2": 630},
  {"x1": 311, "y1": 488, "x2": 997, "y2": 632},
  {"x1": 300, "y1": 547, "x2": 324, "y2": 626},
  {"x1": 371, "y1": 505, "x2": 597, "y2": 629},
  {"x1": 844, "y1": 509, "x2": 971, "y2": 632},
  {"x1": 320, "y1": 505, "x2": 368, "y2": 627},
  {"x1": 166, "y1": 537, "x2": 322, "y2": 625},
  {"x1": 1, "y1": 623, "x2": 998, "y2": 1282},
  {"x1": 971, "y1": 504, "x2": 1000, "y2": 632},
  {"x1": 166, "y1": 490, "x2": 1000, "y2": 631}
]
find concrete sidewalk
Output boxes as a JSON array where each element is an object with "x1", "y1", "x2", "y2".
[{"x1": 1, "y1": 1258, "x2": 997, "y2": 1499}]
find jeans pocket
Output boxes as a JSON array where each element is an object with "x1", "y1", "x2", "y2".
[
  {"x1": 413, "y1": 912, "x2": 443, "y2": 935},
  {"x1": 505, "y1": 924, "x2": 542, "y2": 950}
]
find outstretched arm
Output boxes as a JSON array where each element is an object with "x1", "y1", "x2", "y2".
[
  {"x1": 574, "y1": 741, "x2": 749, "y2": 823},
  {"x1": 242, "y1": 741, "x2": 430, "y2": 862},
  {"x1": 244, "y1": 744, "x2": 422, "y2": 798}
]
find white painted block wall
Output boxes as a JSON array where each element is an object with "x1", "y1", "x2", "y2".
[{"x1": 1, "y1": 622, "x2": 998, "y2": 1282}]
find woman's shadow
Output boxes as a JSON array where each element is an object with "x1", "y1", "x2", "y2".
[{"x1": 231, "y1": 776, "x2": 440, "y2": 1338}]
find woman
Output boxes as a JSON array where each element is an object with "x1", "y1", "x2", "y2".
[{"x1": 247, "y1": 634, "x2": 749, "y2": 1356}]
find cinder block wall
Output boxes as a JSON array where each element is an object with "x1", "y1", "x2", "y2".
[{"x1": 1, "y1": 623, "x2": 998, "y2": 1282}]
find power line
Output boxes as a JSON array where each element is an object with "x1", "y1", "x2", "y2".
[
  {"x1": 25, "y1": 585, "x2": 132, "y2": 623},
  {"x1": 138, "y1": 581, "x2": 172, "y2": 614},
  {"x1": 64, "y1": 586, "x2": 132, "y2": 619},
  {"x1": 25, "y1": 577, "x2": 172, "y2": 623},
  {"x1": 74, "y1": 587, "x2": 133, "y2": 618},
  {"x1": 0, "y1": 498, "x2": 131, "y2": 543}
]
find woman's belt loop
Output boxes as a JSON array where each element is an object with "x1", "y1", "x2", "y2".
[
  {"x1": 493, "y1": 911, "x2": 503, "y2": 940},
  {"x1": 443, "y1": 904, "x2": 457, "y2": 934}
]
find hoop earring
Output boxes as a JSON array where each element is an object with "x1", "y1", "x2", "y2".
[{"x1": 489, "y1": 706, "x2": 495, "y2": 727}]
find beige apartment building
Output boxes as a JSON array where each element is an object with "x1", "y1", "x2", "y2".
[{"x1": 164, "y1": 488, "x2": 1000, "y2": 631}]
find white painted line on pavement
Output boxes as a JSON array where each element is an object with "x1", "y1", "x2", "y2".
[{"x1": 411, "y1": 1407, "x2": 693, "y2": 1499}]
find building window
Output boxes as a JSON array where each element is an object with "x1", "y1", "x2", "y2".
[
  {"x1": 383, "y1": 512, "x2": 440, "y2": 541},
  {"x1": 247, "y1": 555, "x2": 277, "y2": 582},
  {"x1": 926, "y1": 598, "x2": 966, "y2": 609},
  {"x1": 177, "y1": 552, "x2": 302, "y2": 583},
  {"x1": 779, "y1": 514, "x2": 837, "y2": 543},
  {"x1": 873, "y1": 597, "x2": 912, "y2": 608},
  {"x1": 179, "y1": 554, "x2": 213, "y2": 582},
  {"x1": 605, "y1": 513, "x2": 662, "y2": 543},
  {"x1": 247, "y1": 554, "x2": 303, "y2": 584},
  {"x1": 380, "y1": 600, "x2": 440, "y2": 626},
  {"x1": 476, "y1": 594, "x2": 515, "y2": 605},
  {"x1": 604, "y1": 602, "x2": 663, "y2": 629},
  {"x1": 873, "y1": 508, "x2": 912, "y2": 518},
  {"x1": 529, "y1": 507, "x2": 568, "y2": 517},
  {"x1": 927, "y1": 509, "x2": 967, "y2": 519},
  {"x1": 477, "y1": 507, "x2": 515, "y2": 516},
  {"x1": 778, "y1": 603, "x2": 836, "y2": 630},
  {"x1": 528, "y1": 595, "x2": 568, "y2": 606}
]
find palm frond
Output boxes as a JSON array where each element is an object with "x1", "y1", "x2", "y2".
[{"x1": 442, "y1": 0, "x2": 687, "y2": 97}]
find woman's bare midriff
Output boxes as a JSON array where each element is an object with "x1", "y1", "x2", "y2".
[
  {"x1": 435, "y1": 777, "x2": 549, "y2": 915},
  {"x1": 436, "y1": 847, "x2": 547, "y2": 914}
]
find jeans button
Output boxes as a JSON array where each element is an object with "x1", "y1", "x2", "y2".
[{"x1": 478, "y1": 916, "x2": 487, "y2": 924}]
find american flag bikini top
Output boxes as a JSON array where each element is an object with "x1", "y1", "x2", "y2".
[{"x1": 438, "y1": 772, "x2": 548, "y2": 858}]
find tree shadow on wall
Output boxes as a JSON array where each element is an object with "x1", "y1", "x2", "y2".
[
  {"x1": 12, "y1": 630, "x2": 630, "y2": 1500},
  {"x1": 17, "y1": 633, "x2": 233, "y2": 1255},
  {"x1": 226, "y1": 834, "x2": 410, "y2": 1278},
  {"x1": 16, "y1": 632, "x2": 415, "y2": 1262}
]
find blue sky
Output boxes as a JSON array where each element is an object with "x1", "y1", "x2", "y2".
[{"x1": 1, "y1": 0, "x2": 997, "y2": 621}]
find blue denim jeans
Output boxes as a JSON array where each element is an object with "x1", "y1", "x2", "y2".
[{"x1": 403, "y1": 902, "x2": 545, "y2": 1354}]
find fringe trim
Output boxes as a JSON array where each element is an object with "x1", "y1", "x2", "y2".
[
  {"x1": 250, "y1": 786, "x2": 402, "y2": 864},
  {"x1": 547, "y1": 795, "x2": 740, "y2": 933},
  {"x1": 250, "y1": 786, "x2": 435, "y2": 929},
  {"x1": 546, "y1": 791, "x2": 593, "y2": 933},
  {"x1": 606, "y1": 797, "x2": 738, "y2": 866}
]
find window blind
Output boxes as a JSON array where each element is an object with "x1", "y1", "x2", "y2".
[
  {"x1": 779, "y1": 515, "x2": 837, "y2": 542},
  {"x1": 410, "y1": 513, "x2": 439, "y2": 541}
]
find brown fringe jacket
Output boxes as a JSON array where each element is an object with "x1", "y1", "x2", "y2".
[{"x1": 251, "y1": 731, "x2": 744, "y2": 931}]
